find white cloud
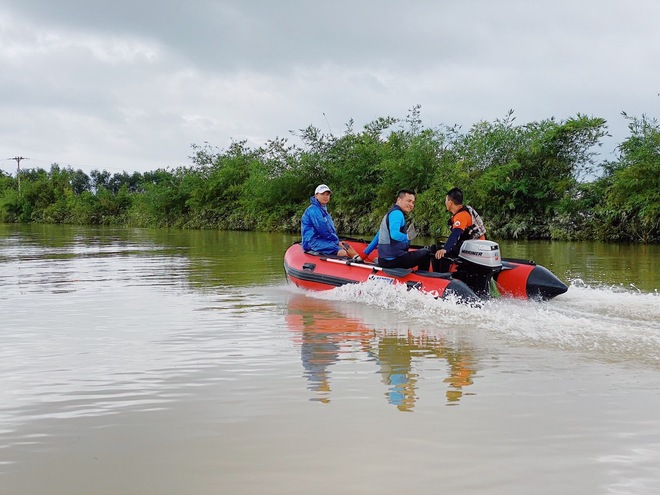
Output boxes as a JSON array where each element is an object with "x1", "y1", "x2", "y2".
[{"x1": 1, "y1": 0, "x2": 659, "y2": 176}]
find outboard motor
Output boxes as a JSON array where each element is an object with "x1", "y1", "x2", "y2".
[{"x1": 455, "y1": 240, "x2": 502, "y2": 298}]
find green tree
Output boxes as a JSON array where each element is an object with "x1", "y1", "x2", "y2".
[
  {"x1": 594, "y1": 113, "x2": 660, "y2": 242},
  {"x1": 473, "y1": 115, "x2": 607, "y2": 238},
  {"x1": 1, "y1": 108, "x2": 657, "y2": 244}
]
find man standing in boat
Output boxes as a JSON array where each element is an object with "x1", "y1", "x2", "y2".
[
  {"x1": 359, "y1": 189, "x2": 432, "y2": 270},
  {"x1": 301, "y1": 184, "x2": 358, "y2": 257},
  {"x1": 433, "y1": 187, "x2": 487, "y2": 272}
]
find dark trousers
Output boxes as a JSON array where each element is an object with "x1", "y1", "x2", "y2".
[
  {"x1": 432, "y1": 257, "x2": 451, "y2": 273},
  {"x1": 431, "y1": 246, "x2": 460, "y2": 273},
  {"x1": 378, "y1": 248, "x2": 431, "y2": 271}
]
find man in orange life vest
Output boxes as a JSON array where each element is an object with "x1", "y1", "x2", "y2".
[{"x1": 433, "y1": 187, "x2": 486, "y2": 272}]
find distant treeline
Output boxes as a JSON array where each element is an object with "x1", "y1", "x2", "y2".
[{"x1": 1, "y1": 107, "x2": 658, "y2": 243}]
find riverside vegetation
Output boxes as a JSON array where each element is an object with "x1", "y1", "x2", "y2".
[{"x1": 1, "y1": 107, "x2": 658, "y2": 243}]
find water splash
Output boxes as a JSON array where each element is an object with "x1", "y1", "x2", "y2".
[{"x1": 305, "y1": 278, "x2": 660, "y2": 368}]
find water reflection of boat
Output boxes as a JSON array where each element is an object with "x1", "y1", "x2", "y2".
[
  {"x1": 284, "y1": 239, "x2": 568, "y2": 301},
  {"x1": 374, "y1": 333, "x2": 478, "y2": 410},
  {"x1": 285, "y1": 295, "x2": 479, "y2": 409},
  {"x1": 285, "y1": 295, "x2": 374, "y2": 403}
]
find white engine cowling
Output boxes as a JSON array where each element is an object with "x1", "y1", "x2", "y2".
[{"x1": 458, "y1": 240, "x2": 502, "y2": 269}]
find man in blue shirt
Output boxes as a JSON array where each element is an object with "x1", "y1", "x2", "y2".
[
  {"x1": 301, "y1": 184, "x2": 357, "y2": 257},
  {"x1": 360, "y1": 189, "x2": 431, "y2": 270}
]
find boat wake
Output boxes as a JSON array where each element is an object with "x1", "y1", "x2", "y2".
[{"x1": 298, "y1": 279, "x2": 660, "y2": 368}]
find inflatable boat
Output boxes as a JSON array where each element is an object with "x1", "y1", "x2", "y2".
[{"x1": 283, "y1": 238, "x2": 568, "y2": 302}]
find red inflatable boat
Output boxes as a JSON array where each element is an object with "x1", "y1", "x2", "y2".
[{"x1": 283, "y1": 238, "x2": 568, "y2": 302}]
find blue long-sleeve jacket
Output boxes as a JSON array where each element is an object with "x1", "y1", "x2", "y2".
[{"x1": 301, "y1": 196, "x2": 341, "y2": 254}]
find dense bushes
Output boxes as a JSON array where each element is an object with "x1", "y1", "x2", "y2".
[{"x1": 1, "y1": 108, "x2": 658, "y2": 243}]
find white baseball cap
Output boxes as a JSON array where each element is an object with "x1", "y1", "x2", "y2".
[{"x1": 315, "y1": 184, "x2": 331, "y2": 194}]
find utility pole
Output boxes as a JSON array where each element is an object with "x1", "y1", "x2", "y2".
[{"x1": 7, "y1": 156, "x2": 28, "y2": 193}]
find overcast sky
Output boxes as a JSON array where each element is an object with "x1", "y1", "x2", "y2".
[{"x1": 1, "y1": 0, "x2": 659, "y2": 177}]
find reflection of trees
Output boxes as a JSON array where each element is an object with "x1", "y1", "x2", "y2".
[
  {"x1": 0, "y1": 225, "x2": 301, "y2": 292},
  {"x1": 148, "y1": 229, "x2": 299, "y2": 287},
  {"x1": 286, "y1": 295, "x2": 479, "y2": 409}
]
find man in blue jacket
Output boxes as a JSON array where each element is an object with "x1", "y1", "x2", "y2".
[
  {"x1": 301, "y1": 184, "x2": 357, "y2": 257},
  {"x1": 361, "y1": 189, "x2": 431, "y2": 270}
]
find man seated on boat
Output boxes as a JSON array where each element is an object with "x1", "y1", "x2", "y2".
[
  {"x1": 301, "y1": 184, "x2": 358, "y2": 257},
  {"x1": 433, "y1": 187, "x2": 487, "y2": 272},
  {"x1": 358, "y1": 189, "x2": 432, "y2": 270}
]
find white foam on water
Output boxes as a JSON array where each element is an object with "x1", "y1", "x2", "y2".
[
  {"x1": 316, "y1": 278, "x2": 478, "y2": 325},
  {"x1": 306, "y1": 278, "x2": 660, "y2": 367}
]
